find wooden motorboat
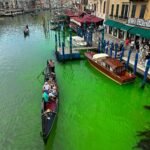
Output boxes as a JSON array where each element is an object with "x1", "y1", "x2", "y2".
[
  {"x1": 41, "y1": 62, "x2": 58, "y2": 143},
  {"x1": 85, "y1": 52, "x2": 136, "y2": 85}
]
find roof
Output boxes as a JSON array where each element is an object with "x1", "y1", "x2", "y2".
[
  {"x1": 104, "y1": 58, "x2": 124, "y2": 70},
  {"x1": 128, "y1": 27, "x2": 150, "y2": 39},
  {"x1": 104, "y1": 19, "x2": 133, "y2": 31}
]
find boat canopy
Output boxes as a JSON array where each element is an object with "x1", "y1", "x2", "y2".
[
  {"x1": 104, "y1": 58, "x2": 124, "y2": 70},
  {"x1": 93, "y1": 53, "x2": 109, "y2": 60}
]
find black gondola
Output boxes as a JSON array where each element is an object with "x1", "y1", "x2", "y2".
[{"x1": 41, "y1": 62, "x2": 58, "y2": 143}]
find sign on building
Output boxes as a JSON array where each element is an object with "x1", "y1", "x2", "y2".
[{"x1": 128, "y1": 18, "x2": 150, "y2": 28}]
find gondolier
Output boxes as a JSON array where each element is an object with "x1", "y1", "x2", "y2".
[{"x1": 48, "y1": 59, "x2": 55, "y2": 73}]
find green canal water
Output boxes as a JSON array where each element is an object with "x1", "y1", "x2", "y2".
[{"x1": 0, "y1": 12, "x2": 150, "y2": 150}]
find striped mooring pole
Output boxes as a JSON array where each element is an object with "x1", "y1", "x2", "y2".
[{"x1": 133, "y1": 52, "x2": 139, "y2": 75}]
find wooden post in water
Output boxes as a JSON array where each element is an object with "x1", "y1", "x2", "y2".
[
  {"x1": 55, "y1": 33, "x2": 57, "y2": 52},
  {"x1": 89, "y1": 31, "x2": 93, "y2": 46},
  {"x1": 69, "y1": 29, "x2": 72, "y2": 59},
  {"x1": 62, "y1": 42, "x2": 65, "y2": 61},
  {"x1": 126, "y1": 49, "x2": 132, "y2": 69},
  {"x1": 133, "y1": 52, "x2": 139, "y2": 75},
  {"x1": 110, "y1": 42, "x2": 113, "y2": 57},
  {"x1": 58, "y1": 30, "x2": 61, "y2": 47},
  {"x1": 105, "y1": 44, "x2": 108, "y2": 54},
  {"x1": 83, "y1": 22, "x2": 87, "y2": 40},
  {"x1": 114, "y1": 43, "x2": 118, "y2": 58},
  {"x1": 98, "y1": 39, "x2": 100, "y2": 53},
  {"x1": 141, "y1": 59, "x2": 150, "y2": 88},
  {"x1": 62, "y1": 23, "x2": 65, "y2": 47}
]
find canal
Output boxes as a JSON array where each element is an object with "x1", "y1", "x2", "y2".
[{"x1": 0, "y1": 12, "x2": 150, "y2": 150}]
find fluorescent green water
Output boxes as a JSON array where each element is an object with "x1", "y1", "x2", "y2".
[{"x1": 0, "y1": 12, "x2": 150, "y2": 150}]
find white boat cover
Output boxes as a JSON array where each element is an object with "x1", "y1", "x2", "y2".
[{"x1": 93, "y1": 53, "x2": 109, "y2": 59}]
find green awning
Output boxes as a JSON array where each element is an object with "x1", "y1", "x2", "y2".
[
  {"x1": 104, "y1": 19, "x2": 133, "y2": 31},
  {"x1": 128, "y1": 27, "x2": 150, "y2": 39}
]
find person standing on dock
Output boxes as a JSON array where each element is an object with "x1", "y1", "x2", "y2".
[{"x1": 48, "y1": 59, "x2": 55, "y2": 73}]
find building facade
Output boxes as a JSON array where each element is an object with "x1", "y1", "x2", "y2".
[
  {"x1": 104, "y1": 0, "x2": 150, "y2": 41},
  {"x1": 96, "y1": 0, "x2": 110, "y2": 20},
  {"x1": 86, "y1": 0, "x2": 110, "y2": 20}
]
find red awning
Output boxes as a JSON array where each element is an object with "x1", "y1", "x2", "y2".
[
  {"x1": 70, "y1": 15, "x2": 103, "y2": 25},
  {"x1": 84, "y1": 15, "x2": 103, "y2": 23}
]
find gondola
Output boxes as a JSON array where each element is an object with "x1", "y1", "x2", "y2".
[{"x1": 41, "y1": 62, "x2": 58, "y2": 143}]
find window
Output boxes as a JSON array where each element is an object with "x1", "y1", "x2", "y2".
[
  {"x1": 0, "y1": 2, "x2": 4, "y2": 9},
  {"x1": 121, "y1": 5, "x2": 125, "y2": 18},
  {"x1": 94, "y1": 4, "x2": 96, "y2": 11},
  {"x1": 5, "y1": 2, "x2": 9, "y2": 9},
  {"x1": 121, "y1": 4, "x2": 128, "y2": 19},
  {"x1": 116, "y1": 4, "x2": 119, "y2": 17},
  {"x1": 83, "y1": 0, "x2": 88, "y2": 5},
  {"x1": 131, "y1": 5, "x2": 136, "y2": 18},
  {"x1": 103, "y1": 1, "x2": 106, "y2": 13},
  {"x1": 124, "y1": 5, "x2": 129, "y2": 19},
  {"x1": 139, "y1": 5, "x2": 146, "y2": 19},
  {"x1": 110, "y1": 4, "x2": 114, "y2": 16}
]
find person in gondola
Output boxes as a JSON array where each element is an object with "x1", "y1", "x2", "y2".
[
  {"x1": 42, "y1": 91, "x2": 49, "y2": 110},
  {"x1": 43, "y1": 81, "x2": 50, "y2": 94},
  {"x1": 24, "y1": 25, "x2": 29, "y2": 35},
  {"x1": 48, "y1": 59, "x2": 55, "y2": 73}
]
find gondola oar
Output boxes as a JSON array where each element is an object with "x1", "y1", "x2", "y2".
[{"x1": 37, "y1": 68, "x2": 45, "y2": 79}]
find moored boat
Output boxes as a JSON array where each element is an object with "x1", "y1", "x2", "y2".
[
  {"x1": 85, "y1": 52, "x2": 136, "y2": 85},
  {"x1": 41, "y1": 61, "x2": 58, "y2": 143}
]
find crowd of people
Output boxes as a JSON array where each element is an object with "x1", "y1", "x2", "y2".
[{"x1": 125, "y1": 38, "x2": 150, "y2": 66}]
